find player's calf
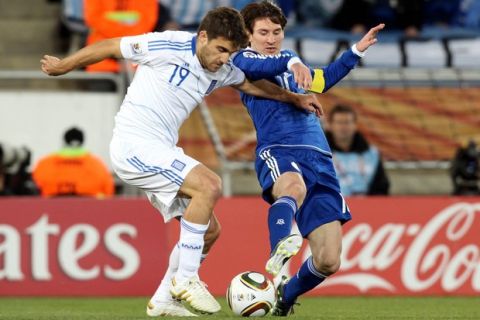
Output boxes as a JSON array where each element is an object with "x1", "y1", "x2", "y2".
[{"x1": 203, "y1": 215, "x2": 221, "y2": 253}]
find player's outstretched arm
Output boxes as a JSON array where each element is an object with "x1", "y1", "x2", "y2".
[
  {"x1": 355, "y1": 23, "x2": 385, "y2": 52},
  {"x1": 309, "y1": 23, "x2": 385, "y2": 94},
  {"x1": 233, "y1": 78, "x2": 323, "y2": 117},
  {"x1": 41, "y1": 38, "x2": 122, "y2": 76}
]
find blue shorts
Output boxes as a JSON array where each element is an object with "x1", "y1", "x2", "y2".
[{"x1": 256, "y1": 147, "x2": 352, "y2": 237}]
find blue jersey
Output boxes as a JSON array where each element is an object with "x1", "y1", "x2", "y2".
[{"x1": 232, "y1": 48, "x2": 361, "y2": 157}]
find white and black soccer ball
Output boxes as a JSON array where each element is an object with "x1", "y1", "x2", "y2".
[{"x1": 226, "y1": 271, "x2": 275, "y2": 317}]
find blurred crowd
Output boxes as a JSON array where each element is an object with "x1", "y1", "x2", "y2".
[
  {"x1": 296, "y1": 0, "x2": 480, "y2": 36},
  {"x1": 50, "y1": 0, "x2": 480, "y2": 67}
]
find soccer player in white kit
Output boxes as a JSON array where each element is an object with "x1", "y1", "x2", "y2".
[{"x1": 41, "y1": 7, "x2": 321, "y2": 317}]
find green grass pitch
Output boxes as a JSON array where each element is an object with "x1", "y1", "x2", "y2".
[{"x1": 0, "y1": 297, "x2": 479, "y2": 319}]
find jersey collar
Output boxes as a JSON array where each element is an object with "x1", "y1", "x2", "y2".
[{"x1": 191, "y1": 36, "x2": 197, "y2": 55}]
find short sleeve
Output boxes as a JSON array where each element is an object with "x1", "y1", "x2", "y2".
[
  {"x1": 120, "y1": 34, "x2": 151, "y2": 64},
  {"x1": 120, "y1": 31, "x2": 193, "y2": 65},
  {"x1": 221, "y1": 63, "x2": 246, "y2": 87}
]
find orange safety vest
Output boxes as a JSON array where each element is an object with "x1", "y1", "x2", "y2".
[
  {"x1": 84, "y1": 0, "x2": 158, "y2": 72},
  {"x1": 33, "y1": 148, "x2": 114, "y2": 197}
]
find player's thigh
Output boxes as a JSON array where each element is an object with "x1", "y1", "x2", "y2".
[
  {"x1": 272, "y1": 171, "x2": 307, "y2": 205},
  {"x1": 257, "y1": 148, "x2": 305, "y2": 203},
  {"x1": 308, "y1": 220, "x2": 343, "y2": 273},
  {"x1": 179, "y1": 163, "x2": 222, "y2": 199}
]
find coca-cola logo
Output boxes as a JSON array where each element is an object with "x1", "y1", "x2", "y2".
[{"x1": 295, "y1": 203, "x2": 480, "y2": 293}]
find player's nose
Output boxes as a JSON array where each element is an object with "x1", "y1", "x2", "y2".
[
  {"x1": 266, "y1": 34, "x2": 276, "y2": 44},
  {"x1": 219, "y1": 53, "x2": 229, "y2": 64}
]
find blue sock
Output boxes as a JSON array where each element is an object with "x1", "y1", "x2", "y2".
[
  {"x1": 283, "y1": 256, "x2": 327, "y2": 305},
  {"x1": 268, "y1": 196, "x2": 297, "y2": 252}
]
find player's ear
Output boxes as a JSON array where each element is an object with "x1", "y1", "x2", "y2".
[{"x1": 198, "y1": 30, "x2": 208, "y2": 44}]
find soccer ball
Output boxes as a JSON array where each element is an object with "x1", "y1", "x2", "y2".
[{"x1": 226, "y1": 271, "x2": 275, "y2": 317}]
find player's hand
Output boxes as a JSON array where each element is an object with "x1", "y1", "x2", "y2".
[
  {"x1": 290, "y1": 62, "x2": 312, "y2": 90},
  {"x1": 40, "y1": 55, "x2": 68, "y2": 76},
  {"x1": 355, "y1": 23, "x2": 385, "y2": 52},
  {"x1": 293, "y1": 93, "x2": 323, "y2": 117}
]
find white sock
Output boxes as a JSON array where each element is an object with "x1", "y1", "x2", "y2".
[
  {"x1": 151, "y1": 243, "x2": 180, "y2": 303},
  {"x1": 175, "y1": 218, "x2": 208, "y2": 282}
]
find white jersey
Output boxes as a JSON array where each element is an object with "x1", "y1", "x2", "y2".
[{"x1": 115, "y1": 31, "x2": 246, "y2": 146}]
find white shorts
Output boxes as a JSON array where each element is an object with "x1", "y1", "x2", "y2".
[{"x1": 110, "y1": 135, "x2": 199, "y2": 222}]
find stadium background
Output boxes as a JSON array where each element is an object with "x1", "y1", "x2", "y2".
[{"x1": 0, "y1": 0, "x2": 479, "y2": 319}]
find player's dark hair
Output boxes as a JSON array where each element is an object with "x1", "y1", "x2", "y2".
[
  {"x1": 329, "y1": 104, "x2": 358, "y2": 122},
  {"x1": 241, "y1": 1, "x2": 287, "y2": 34},
  {"x1": 198, "y1": 7, "x2": 249, "y2": 49}
]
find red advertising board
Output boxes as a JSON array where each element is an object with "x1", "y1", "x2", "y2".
[
  {"x1": 0, "y1": 198, "x2": 169, "y2": 296},
  {"x1": 1, "y1": 197, "x2": 479, "y2": 296}
]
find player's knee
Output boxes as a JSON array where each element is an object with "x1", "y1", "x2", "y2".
[
  {"x1": 202, "y1": 173, "x2": 223, "y2": 202},
  {"x1": 277, "y1": 180, "x2": 306, "y2": 204},
  {"x1": 288, "y1": 181, "x2": 307, "y2": 203},
  {"x1": 313, "y1": 255, "x2": 341, "y2": 276}
]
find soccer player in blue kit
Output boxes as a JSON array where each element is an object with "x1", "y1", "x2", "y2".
[{"x1": 233, "y1": 1, "x2": 384, "y2": 316}]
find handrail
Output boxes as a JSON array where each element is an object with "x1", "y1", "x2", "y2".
[{"x1": 0, "y1": 70, "x2": 125, "y2": 88}]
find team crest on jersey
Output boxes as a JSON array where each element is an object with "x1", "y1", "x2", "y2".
[
  {"x1": 130, "y1": 42, "x2": 142, "y2": 54},
  {"x1": 171, "y1": 159, "x2": 186, "y2": 172},
  {"x1": 205, "y1": 80, "x2": 218, "y2": 95}
]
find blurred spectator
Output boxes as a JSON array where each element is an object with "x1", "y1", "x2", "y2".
[
  {"x1": 62, "y1": 0, "x2": 88, "y2": 34},
  {"x1": 84, "y1": 0, "x2": 158, "y2": 72},
  {"x1": 451, "y1": 140, "x2": 480, "y2": 195},
  {"x1": 423, "y1": 0, "x2": 463, "y2": 28},
  {"x1": 154, "y1": 2, "x2": 180, "y2": 31},
  {"x1": 47, "y1": 0, "x2": 87, "y2": 54},
  {"x1": 32, "y1": 127, "x2": 114, "y2": 197},
  {"x1": 296, "y1": 0, "x2": 370, "y2": 34},
  {"x1": 326, "y1": 105, "x2": 390, "y2": 196},
  {"x1": 423, "y1": 0, "x2": 480, "y2": 29},
  {"x1": 370, "y1": 0, "x2": 422, "y2": 37},
  {"x1": 160, "y1": 0, "x2": 217, "y2": 29},
  {"x1": 458, "y1": 0, "x2": 480, "y2": 29},
  {"x1": 160, "y1": 0, "x2": 257, "y2": 29},
  {"x1": 0, "y1": 143, "x2": 37, "y2": 196}
]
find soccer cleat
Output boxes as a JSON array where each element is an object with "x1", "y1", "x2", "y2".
[
  {"x1": 266, "y1": 234, "x2": 303, "y2": 277},
  {"x1": 146, "y1": 300, "x2": 198, "y2": 317},
  {"x1": 271, "y1": 276, "x2": 296, "y2": 317},
  {"x1": 170, "y1": 276, "x2": 221, "y2": 314}
]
